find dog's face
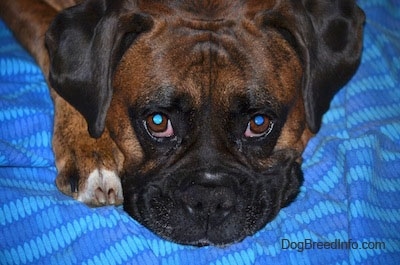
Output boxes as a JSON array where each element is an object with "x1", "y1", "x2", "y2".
[
  {"x1": 110, "y1": 10, "x2": 307, "y2": 245},
  {"x1": 46, "y1": 0, "x2": 365, "y2": 245}
]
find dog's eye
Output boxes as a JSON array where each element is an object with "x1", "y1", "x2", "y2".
[
  {"x1": 146, "y1": 113, "x2": 174, "y2": 138},
  {"x1": 244, "y1": 115, "x2": 274, "y2": 137}
]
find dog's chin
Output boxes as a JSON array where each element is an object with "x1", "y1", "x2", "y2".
[{"x1": 122, "y1": 160, "x2": 303, "y2": 246}]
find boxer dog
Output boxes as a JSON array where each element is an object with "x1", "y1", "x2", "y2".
[{"x1": 0, "y1": 0, "x2": 364, "y2": 246}]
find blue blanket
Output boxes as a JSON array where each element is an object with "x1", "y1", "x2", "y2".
[{"x1": 1, "y1": 1, "x2": 399, "y2": 264}]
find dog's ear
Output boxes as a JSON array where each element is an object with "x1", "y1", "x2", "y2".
[
  {"x1": 298, "y1": 0, "x2": 365, "y2": 133},
  {"x1": 259, "y1": 0, "x2": 365, "y2": 133},
  {"x1": 45, "y1": 0, "x2": 153, "y2": 138}
]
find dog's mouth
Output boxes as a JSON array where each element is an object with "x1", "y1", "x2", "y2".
[{"x1": 122, "y1": 158, "x2": 303, "y2": 246}]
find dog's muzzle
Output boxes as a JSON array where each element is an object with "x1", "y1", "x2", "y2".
[{"x1": 123, "y1": 155, "x2": 303, "y2": 246}]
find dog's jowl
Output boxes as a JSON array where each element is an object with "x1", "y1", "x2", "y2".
[{"x1": 0, "y1": 0, "x2": 365, "y2": 246}]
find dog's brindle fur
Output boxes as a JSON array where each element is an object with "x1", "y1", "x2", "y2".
[{"x1": 0, "y1": 0, "x2": 364, "y2": 246}]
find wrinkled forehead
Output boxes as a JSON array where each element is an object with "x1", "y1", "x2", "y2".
[{"x1": 115, "y1": 3, "x2": 302, "y2": 112}]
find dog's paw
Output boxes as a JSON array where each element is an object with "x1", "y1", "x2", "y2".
[
  {"x1": 77, "y1": 168, "x2": 123, "y2": 205},
  {"x1": 56, "y1": 158, "x2": 124, "y2": 206},
  {"x1": 56, "y1": 157, "x2": 124, "y2": 206},
  {"x1": 54, "y1": 132, "x2": 125, "y2": 206}
]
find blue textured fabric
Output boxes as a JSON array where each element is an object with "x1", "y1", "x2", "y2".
[{"x1": 1, "y1": 1, "x2": 399, "y2": 264}]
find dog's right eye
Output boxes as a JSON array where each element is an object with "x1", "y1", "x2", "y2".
[{"x1": 145, "y1": 113, "x2": 174, "y2": 138}]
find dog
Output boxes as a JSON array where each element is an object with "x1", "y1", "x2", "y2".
[{"x1": 0, "y1": 0, "x2": 365, "y2": 246}]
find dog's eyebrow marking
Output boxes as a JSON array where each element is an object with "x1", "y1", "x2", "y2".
[
  {"x1": 141, "y1": 87, "x2": 176, "y2": 110},
  {"x1": 146, "y1": 85, "x2": 176, "y2": 105},
  {"x1": 227, "y1": 88, "x2": 281, "y2": 115},
  {"x1": 144, "y1": 86, "x2": 195, "y2": 112}
]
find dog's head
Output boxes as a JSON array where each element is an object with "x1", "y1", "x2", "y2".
[{"x1": 46, "y1": 0, "x2": 364, "y2": 246}]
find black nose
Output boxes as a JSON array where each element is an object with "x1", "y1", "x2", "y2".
[{"x1": 179, "y1": 185, "x2": 236, "y2": 226}]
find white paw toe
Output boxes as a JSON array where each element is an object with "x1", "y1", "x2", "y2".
[{"x1": 77, "y1": 169, "x2": 123, "y2": 206}]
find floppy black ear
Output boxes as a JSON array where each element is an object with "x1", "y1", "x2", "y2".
[
  {"x1": 295, "y1": 0, "x2": 365, "y2": 133},
  {"x1": 45, "y1": 0, "x2": 153, "y2": 138},
  {"x1": 259, "y1": 0, "x2": 365, "y2": 133}
]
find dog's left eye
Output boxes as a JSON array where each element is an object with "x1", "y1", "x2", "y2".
[
  {"x1": 244, "y1": 114, "x2": 274, "y2": 138},
  {"x1": 145, "y1": 113, "x2": 174, "y2": 138}
]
